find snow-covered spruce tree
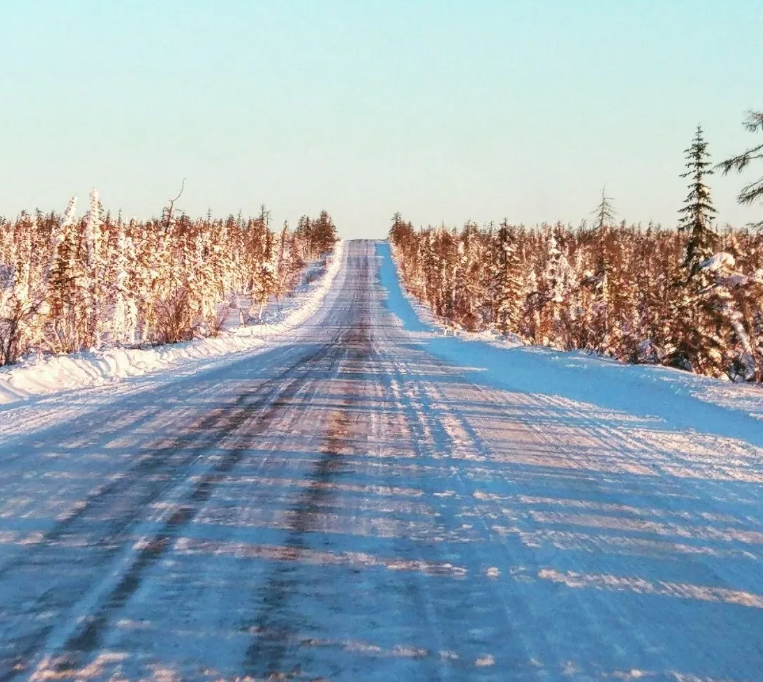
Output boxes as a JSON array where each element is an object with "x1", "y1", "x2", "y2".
[
  {"x1": 536, "y1": 227, "x2": 572, "y2": 347},
  {"x1": 669, "y1": 126, "x2": 726, "y2": 375},
  {"x1": 718, "y1": 111, "x2": 763, "y2": 229},
  {"x1": 273, "y1": 221, "x2": 304, "y2": 305},
  {"x1": 286, "y1": 227, "x2": 306, "y2": 289},
  {"x1": 0, "y1": 213, "x2": 39, "y2": 365},
  {"x1": 192, "y1": 219, "x2": 218, "y2": 332},
  {"x1": 587, "y1": 189, "x2": 617, "y2": 351},
  {"x1": 83, "y1": 189, "x2": 104, "y2": 348},
  {"x1": 293, "y1": 210, "x2": 338, "y2": 263},
  {"x1": 111, "y1": 216, "x2": 134, "y2": 345},
  {"x1": 47, "y1": 199, "x2": 87, "y2": 353},
  {"x1": 679, "y1": 126, "x2": 718, "y2": 278},
  {"x1": 630, "y1": 221, "x2": 662, "y2": 362},
  {"x1": 696, "y1": 247, "x2": 763, "y2": 381},
  {"x1": 440, "y1": 228, "x2": 461, "y2": 323},
  {"x1": 122, "y1": 219, "x2": 140, "y2": 344},
  {"x1": 0, "y1": 204, "x2": 81, "y2": 363},
  {"x1": 45, "y1": 198, "x2": 77, "y2": 294},
  {"x1": 130, "y1": 216, "x2": 160, "y2": 344},
  {"x1": 389, "y1": 213, "x2": 420, "y2": 295},
  {"x1": 273, "y1": 221, "x2": 291, "y2": 305},
  {"x1": 452, "y1": 222, "x2": 483, "y2": 331},
  {"x1": 311, "y1": 211, "x2": 339, "y2": 258},
  {"x1": 294, "y1": 214, "x2": 315, "y2": 261},
  {"x1": 610, "y1": 225, "x2": 645, "y2": 360},
  {"x1": 493, "y1": 221, "x2": 524, "y2": 336},
  {"x1": 390, "y1": 212, "x2": 414, "y2": 250},
  {"x1": 253, "y1": 228, "x2": 277, "y2": 322},
  {"x1": 670, "y1": 126, "x2": 726, "y2": 375}
]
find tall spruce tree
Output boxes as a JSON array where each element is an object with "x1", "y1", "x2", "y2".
[
  {"x1": 678, "y1": 125, "x2": 717, "y2": 278},
  {"x1": 672, "y1": 126, "x2": 726, "y2": 376}
]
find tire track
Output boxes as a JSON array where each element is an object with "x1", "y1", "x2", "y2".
[
  {"x1": 1, "y1": 335, "x2": 350, "y2": 681},
  {"x1": 241, "y1": 262, "x2": 372, "y2": 678}
]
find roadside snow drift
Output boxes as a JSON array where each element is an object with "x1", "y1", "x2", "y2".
[
  {"x1": 0, "y1": 241, "x2": 345, "y2": 406},
  {"x1": 379, "y1": 241, "x2": 763, "y2": 448}
]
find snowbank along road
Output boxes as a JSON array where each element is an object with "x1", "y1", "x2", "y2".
[{"x1": 1, "y1": 240, "x2": 762, "y2": 681}]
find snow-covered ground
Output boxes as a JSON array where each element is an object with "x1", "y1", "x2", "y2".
[
  {"x1": 383, "y1": 241, "x2": 763, "y2": 443},
  {"x1": 1, "y1": 241, "x2": 762, "y2": 681},
  {"x1": 0, "y1": 242, "x2": 344, "y2": 407}
]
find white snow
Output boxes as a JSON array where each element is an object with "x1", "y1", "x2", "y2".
[
  {"x1": 2, "y1": 240, "x2": 763, "y2": 680},
  {"x1": 700, "y1": 251, "x2": 735, "y2": 273},
  {"x1": 0, "y1": 241, "x2": 344, "y2": 406},
  {"x1": 380, "y1": 241, "x2": 763, "y2": 442}
]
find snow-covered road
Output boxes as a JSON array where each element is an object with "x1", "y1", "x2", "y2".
[{"x1": 1, "y1": 241, "x2": 762, "y2": 681}]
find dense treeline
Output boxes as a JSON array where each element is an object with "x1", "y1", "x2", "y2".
[
  {"x1": 0, "y1": 191, "x2": 338, "y2": 366},
  {"x1": 390, "y1": 120, "x2": 763, "y2": 382},
  {"x1": 391, "y1": 215, "x2": 762, "y2": 380}
]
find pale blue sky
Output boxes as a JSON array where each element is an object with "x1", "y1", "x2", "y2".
[{"x1": 1, "y1": 0, "x2": 761, "y2": 237}]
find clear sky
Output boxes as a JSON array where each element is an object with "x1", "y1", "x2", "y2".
[{"x1": 1, "y1": 0, "x2": 761, "y2": 238}]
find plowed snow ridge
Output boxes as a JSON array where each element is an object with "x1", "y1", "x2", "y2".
[{"x1": 0, "y1": 241, "x2": 344, "y2": 406}]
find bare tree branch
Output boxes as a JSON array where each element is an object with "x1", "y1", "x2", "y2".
[
  {"x1": 162, "y1": 178, "x2": 187, "y2": 231},
  {"x1": 716, "y1": 111, "x2": 763, "y2": 213}
]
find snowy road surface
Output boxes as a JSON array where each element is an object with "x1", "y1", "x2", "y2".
[{"x1": 1, "y1": 241, "x2": 763, "y2": 681}]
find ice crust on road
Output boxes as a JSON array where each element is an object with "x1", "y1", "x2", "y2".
[
  {"x1": 0, "y1": 241, "x2": 344, "y2": 407},
  {"x1": 1, "y1": 241, "x2": 763, "y2": 681}
]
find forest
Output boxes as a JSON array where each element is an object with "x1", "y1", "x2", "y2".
[
  {"x1": 390, "y1": 113, "x2": 763, "y2": 381},
  {"x1": 0, "y1": 191, "x2": 338, "y2": 366}
]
